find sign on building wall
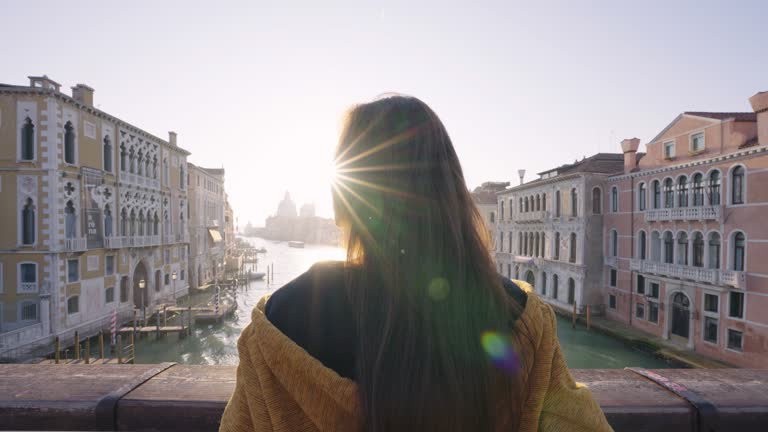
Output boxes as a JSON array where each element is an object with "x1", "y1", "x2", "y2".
[{"x1": 82, "y1": 167, "x2": 104, "y2": 249}]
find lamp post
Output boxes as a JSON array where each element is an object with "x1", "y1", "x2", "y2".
[
  {"x1": 172, "y1": 271, "x2": 177, "y2": 304},
  {"x1": 138, "y1": 279, "x2": 146, "y2": 325}
]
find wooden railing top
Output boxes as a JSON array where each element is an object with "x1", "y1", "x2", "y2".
[{"x1": 0, "y1": 365, "x2": 766, "y2": 431}]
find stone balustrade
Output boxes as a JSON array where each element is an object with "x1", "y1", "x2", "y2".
[
  {"x1": 645, "y1": 205, "x2": 720, "y2": 222},
  {"x1": 0, "y1": 365, "x2": 765, "y2": 431},
  {"x1": 62, "y1": 237, "x2": 87, "y2": 252}
]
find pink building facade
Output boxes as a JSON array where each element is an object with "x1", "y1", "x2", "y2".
[{"x1": 603, "y1": 92, "x2": 768, "y2": 368}]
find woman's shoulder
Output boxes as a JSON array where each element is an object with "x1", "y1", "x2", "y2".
[
  {"x1": 265, "y1": 260, "x2": 348, "y2": 316},
  {"x1": 499, "y1": 276, "x2": 528, "y2": 309}
]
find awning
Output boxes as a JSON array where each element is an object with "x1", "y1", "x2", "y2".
[{"x1": 208, "y1": 228, "x2": 223, "y2": 243}]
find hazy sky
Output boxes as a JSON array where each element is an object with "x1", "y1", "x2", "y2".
[{"x1": 2, "y1": 1, "x2": 766, "y2": 226}]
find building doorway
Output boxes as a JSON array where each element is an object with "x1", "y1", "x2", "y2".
[
  {"x1": 132, "y1": 261, "x2": 149, "y2": 309},
  {"x1": 671, "y1": 292, "x2": 690, "y2": 339}
]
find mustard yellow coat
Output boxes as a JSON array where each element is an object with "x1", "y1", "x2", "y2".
[{"x1": 220, "y1": 281, "x2": 613, "y2": 431}]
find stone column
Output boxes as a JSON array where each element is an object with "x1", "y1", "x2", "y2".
[{"x1": 40, "y1": 295, "x2": 51, "y2": 336}]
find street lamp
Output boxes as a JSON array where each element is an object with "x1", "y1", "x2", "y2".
[
  {"x1": 172, "y1": 271, "x2": 177, "y2": 304},
  {"x1": 138, "y1": 279, "x2": 146, "y2": 324}
]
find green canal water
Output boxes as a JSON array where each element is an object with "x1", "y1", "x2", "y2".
[{"x1": 132, "y1": 237, "x2": 672, "y2": 369}]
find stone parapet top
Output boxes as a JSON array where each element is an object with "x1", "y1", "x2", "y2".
[{"x1": 0, "y1": 365, "x2": 766, "y2": 431}]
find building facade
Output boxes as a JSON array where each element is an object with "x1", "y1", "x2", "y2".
[
  {"x1": 470, "y1": 181, "x2": 509, "y2": 243},
  {"x1": 0, "y1": 76, "x2": 190, "y2": 357},
  {"x1": 603, "y1": 92, "x2": 768, "y2": 367},
  {"x1": 188, "y1": 164, "x2": 226, "y2": 289},
  {"x1": 495, "y1": 154, "x2": 624, "y2": 313}
]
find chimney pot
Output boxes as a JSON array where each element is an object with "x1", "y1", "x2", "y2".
[
  {"x1": 168, "y1": 131, "x2": 177, "y2": 146},
  {"x1": 750, "y1": 91, "x2": 768, "y2": 146},
  {"x1": 621, "y1": 138, "x2": 641, "y2": 173},
  {"x1": 71, "y1": 84, "x2": 94, "y2": 107},
  {"x1": 517, "y1": 169, "x2": 526, "y2": 185}
]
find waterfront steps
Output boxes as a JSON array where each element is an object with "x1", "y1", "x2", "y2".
[{"x1": 0, "y1": 365, "x2": 766, "y2": 431}]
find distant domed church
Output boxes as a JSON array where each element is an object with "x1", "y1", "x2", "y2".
[{"x1": 276, "y1": 191, "x2": 297, "y2": 218}]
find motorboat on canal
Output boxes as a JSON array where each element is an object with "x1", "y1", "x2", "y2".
[{"x1": 288, "y1": 241, "x2": 305, "y2": 248}]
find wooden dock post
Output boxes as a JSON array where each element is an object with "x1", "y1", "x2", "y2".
[
  {"x1": 54, "y1": 336, "x2": 60, "y2": 364},
  {"x1": 85, "y1": 337, "x2": 90, "y2": 364},
  {"x1": 587, "y1": 305, "x2": 591, "y2": 330},
  {"x1": 187, "y1": 305, "x2": 193, "y2": 336},
  {"x1": 74, "y1": 331, "x2": 80, "y2": 360},
  {"x1": 117, "y1": 335, "x2": 123, "y2": 364},
  {"x1": 156, "y1": 313, "x2": 161, "y2": 339},
  {"x1": 163, "y1": 305, "x2": 168, "y2": 327},
  {"x1": 130, "y1": 332, "x2": 136, "y2": 364},
  {"x1": 572, "y1": 303, "x2": 577, "y2": 329},
  {"x1": 98, "y1": 332, "x2": 104, "y2": 360},
  {"x1": 133, "y1": 310, "x2": 138, "y2": 334}
]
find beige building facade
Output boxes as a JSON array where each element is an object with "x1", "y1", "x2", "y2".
[
  {"x1": 0, "y1": 76, "x2": 190, "y2": 358},
  {"x1": 188, "y1": 164, "x2": 226, "y2": 289}
]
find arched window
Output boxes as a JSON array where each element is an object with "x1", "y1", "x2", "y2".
[
  {"x1": 664, "y1": 179, "x2": 674, "y2": 208},
  {"x1": 677, "y1": 232, "x2": 689, "y2": 265},
  {"x1": 610, "y1": 230, "x2": 618, "y2": 257},
  {"x1": 692, "y1": 174, "x2": 704, "y2": 206},
  {"x1": 103, "y1": 136, "x2": 113, "y2": 172},
  {"x1": 536, "y1": 194, "x2": 541, "y2": 211},
  {"x1": 120, "y1": 144, "x2": 127, "y2": 172},
  {"x1": 524, "y1": 197, "x2": 529, "y2": 212},
  {"x1": 592, "y1": 187, "x2": 601, "y2": 214},
  {"x1": 652, "y1": 180, "x2": 661, "y2": 209},
  {"x1": 651, "y1": 231, "x2": 661, "y2": 262},
  {"x1": 129, "y1": 209, "x2": 136, "y2": 236},
  {"x1": 120, "y1": 208, "x2": 128, "y2": 236},
  {"x1": 535, "y1": 233, "x2": 540, "y2": 257},
  {"x1": 571, "y1": 188, "x2": 577, "y2": 216},
  {"x1": 529, "y1": 232, "x2": 534, "y2": 256},
  {"x1": 22, "y1": 198, "x2": 35, "y2": 244},
  {"x1": 518, "y1": 232, "x2": 522, "y2": 254},
  {"x1": 137, "y1": 151, "x2": 144, "y2": 176},
  {"x1": 542, "y1": 272, "x2": 548, "y2": 296},
  {"x1": 519, "y1": 197, "x2": 523, "y2": 213},
  {"x1": 67, "y1": 296, "x2": 79, "y2": 315},
  {"x1": 554, "y1": 232, "x2": 560, "y2": 260},
  {"x1": 708, "y1": 171, "x2": 721, "y2": 205},
  {"x1": 21, "y1": 117, "x2": 35, "y2": 160},
  {"x1": 663, "y1": 232, "x2": 674, "y2": 264},
  {"x1": 567, "y1": 278, "x2": 575, "y2": 305},
  {"x1": 733, "y1": 232, "x2": 746, "y2": 271},
  {"x1": 553, "y1": 274, "x2": 559, "y2": 300},
  {"x1": 179, "y1": 166, "x2": 185, "y2": 188},
  {"x1": 163, "y1": 159, "x2": 169, "y2": 185},
  {"x1": 145, "y1": 157, "x2": 151, "y2": 178},
  {"x1": 65, "y1": 200, "x2": 77, "y2": 239},
  {"x1": 677, "y1": 176, "x2": 688, "y2": 207},
  {"x1": 489, "y1": 211, "x2": 495, "y2": 223},
  {"x1": 138, "y1": 210, "x2": 145, "y2": 236},
  {"x1": 508, "y1": 232, "x2": 513, "y2": 253},
  {"x1": 500, "y1": 200, "x2": 505, "y2": 221},
  {"x1": 731, "y1": 166, "x2": 745, "y2": 205},
  {"x1": 152, "y1": 157, "x2": 158, "y2": 179},
  {"x1": 638, "y1": 183, "x2": 647, "y2": 211},
  {"x1": 611, "y1": 187, "x2": 618, "y2": 212},
  {"x1": 542, "y1": 193, "x2": 547, "y2": 211},
  {"x1": 153, "y1": 212, "x2": 160, "y2": 236},
  {"x1": 569, "y1": 232, "x2": 577, "y2": 263},
  {"x1": 104, "y1": 205, "x2": 113, "y2": 237},
  {"x1": 129, "y1": 147, "x2": 136, "y2": 173},
  {"x1": 541, "y1": 232, "x2": 546, "y2": 258},
  {"x1": 692, "y1": 232, "x2": 704, "y2": 267},
  {"x1": 523, "y1": 232, "x2": 528, "y2": 255},
  {"x1": 64, "y1": 121, "x2": 76, "y2": 164},
  {"x1": 639, "y1": 230, "x2": 647, "y2": 260},
  {"x1": 555, "y1": 190, "x2": 561, "y2": 217},
  {"x1": 708, "y1": 232, "x2": 721, "y2": 269},
  {"x1": 498, "y1": 231, "x2": 504, "y2": 252}
]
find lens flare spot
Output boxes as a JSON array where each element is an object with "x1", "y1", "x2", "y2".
[
  {"x1": 481, "y1": 331, "x2": 520, "y2": 374},
  {"x1": 427, "y1": 277, "x2": 450, "y2": 301}
]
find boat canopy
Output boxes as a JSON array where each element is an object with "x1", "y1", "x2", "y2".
[{"x1": 208, "y1": 228, "x2": 223, "y2": 243}]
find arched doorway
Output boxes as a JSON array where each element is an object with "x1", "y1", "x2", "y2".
[
  {"x1": 567, "y1": 278, "x2": 576, "y2": 305},
  {"x1": 132, "y1": 261, "x2": 149, "y2": 309},
  {"x1": 525, "y1": 270, "x2": 535, "y2": 287},
  {"x1": 671, "y1": 292, "x2": 690, "y2": 339}
]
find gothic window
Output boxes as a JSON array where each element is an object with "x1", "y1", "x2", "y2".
[
  {"x1": 638, "y1": 183, "x2": 647, "y2": 211},
  {"x1": 567, "y1": 278, "x2": 575, "y2": 305},
  {"x1": 554, "y1": 232, "x2": 560, "y2": 260},
  {"x1": 129, "y1": 209, "x2": 136, "y2": 236},
  {"x1": 708, "y1": 232, "x2": 721, "y2": 269},
  {"x1": 692, "y1": 232, "x2": 704, "y2": 267},
  {"x1": 104, "y1": 205, "x2": 113, "y2": 237},
  {"x1": 555, "y1": 190, "x2": 561, "y2": 217},
  {"x1": 652, "y1": 180, "x2": 661, "y2": 209},
  {"x1": 677, "y1": 232, "x2": 689, "y2": 265},
  {"x1": 677, "y1": 176, "x2": 688, "y2": 207},
  {"x1": 610, "y1": 186, "x2": 618, "y2": 212},
  {"x1": 154, "y1": 212, "x2": 160, "y2": 235},
  {"x1": 103, "y1": 136, "x2": 113, "y2": 172},
  {"x1": 569, "y1": 233, "x2": 577, "y2": 263},
  {"x1": 610, "y1": 230, "x2": 618, "y2": 257},
  {"x1": 592, "y1": 187, "x2": 601, "y2": 214},
  {"x1": 664, "y1": 179, "x2": 674, "y2": 208},
  {"x1": 542, "y1": 193, "x2": 546, "y2": 211},
  {"x1": 129, "y1": 148, "x2": 136, "y2": 173},
  {"x1": 64, "y1": 121, "x2": 76, "y2": 164},
  {"x1": 120, "y1": 144, "x2": 127, "y2": 171},
  {"x1": 120, "y1": 208, "x2": 128, "y2": 236},
  {"x1": 65, "y1": 200, "x2": 77, "y2": 238},
  {"x1": 692, "y1": 174, "x2": 704, "y2": 206},
  {"x1": 663, "y1": 232, "x2": 674, "y2": 264},
  {"x1": 21, "y1": 117, "x2": 35, "y2": 160},
  {"x1": 137, "y1": 151, "x2": 144, "y2": 176},
  {"x1": 570, "y1": 188, "x2": 577, "y2": 216},
  {"x1": 138, "y1": 210, "x2": 145, "y2": 236},
  {"x1": 639, "y1": 231, "x2": 647, "y2": 260},
  {"x1": 709, "y1": 171, "x2": 721, "y2": 205},
  {"x1": 22, "y1": 198, "x2": 36, "y2": 245},
  {"x1": 152, "y1": 157, "x2": 158, "y2": 178},
  {"x1": 733, "y1": 232, "x2": 745, "y2": 271},
  {"x1": 731, "y1": 166, "x2": 745, "y2": 205}
]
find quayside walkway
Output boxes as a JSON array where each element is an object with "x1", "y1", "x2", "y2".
[{"x1": 0, "y1": 365, "x2": 765, "y2": 431}]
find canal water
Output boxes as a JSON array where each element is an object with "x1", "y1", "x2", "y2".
[{"x1": 134, "y1": 237, "x2": 671, "y2": 369}]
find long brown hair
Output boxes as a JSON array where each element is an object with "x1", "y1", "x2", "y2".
[{"x1": 333, "y1": 95, "x2": 530, "y2": 431}]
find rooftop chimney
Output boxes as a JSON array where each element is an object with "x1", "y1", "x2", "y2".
[
  {"x1": 168, "y1": 131, "x2": 177, "y2": 146},
  {"x1": 749, "y1": 91, "x2": 768, "y2": 146},
  {"x1": 71, "y1": 84, "x2": 94, "y2": 107},
  {"x1": 28, "y1": 75, "x2": 61, "y2": 92},
  {"x1": 517, "y1": 169, "x2": 526, "y2": 185},
  {"x1": 621, "y1": 138, "x2": 640, "y2": 173}
]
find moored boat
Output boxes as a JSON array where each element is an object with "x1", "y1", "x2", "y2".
[{"x1": 288, "y1": 241, "x2": 305, "y2": 248}]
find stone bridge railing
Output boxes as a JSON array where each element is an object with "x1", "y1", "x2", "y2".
[{"x1": 0, "y1": 365, "x2": 765, "y2": 431}]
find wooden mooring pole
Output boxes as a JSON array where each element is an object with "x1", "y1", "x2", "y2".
[
  {"x1": 54, "y1": 336, "x2": 60, "y2": 364},
  {"x1": 85, "y1": 337, "x2": 90, "y2": 364},
  {"x1": 572, "y1": 303, "x2": 577, "y2": 329},
  {"x1": 117, "y1": 335, "x2": 123, "y2": 364},
  {"x1": 587, "y1": 305, "x2": 592, "y2": 330},
  {"x1": 130, "y1": 332, "x2": 136, "y2": 364},
  {"x1": 98, "y1": 331, "x2": 105, "y2": 360},
  {"x1": 74, "y1": 331, "x2": 80, "y2": 360}
]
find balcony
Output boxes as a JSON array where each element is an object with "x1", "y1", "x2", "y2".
[
  {"x1": 604, "y1": 256, "x2": 618, "y2": 268},
  {"x1": 18, "y1": 282, "x2": 38, "y2": 293},
  {"x1": 119, "y1": 171, "x2": 160, "y2": 190},
  {"x1": 164, "y1": 234, "x2": 175, "y2": 244},
  {"x1": 639, "y1": 261, "x2": 720, "y2": 285},
  {"x1": 105, "y1": 236, "x2": 128, "y2": 249},
  {"x1": 720, "y1": 270, "x2": 747, "y2": 289},
  {"x1": 515, "y1": 210, "x2": 547, "y2": 223},
  {"x1": 176, "y1": 233, "x2": 190, "y2": 243},
  {"x1": 63, "y1": 237, "x2": 87, "y2": 252},
  {"x1": 644, "y1": 206, "x2": 720, "y2": 223},
  {"x1": 629, "y1": 258, "x2": 642, "y2": 271}
]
